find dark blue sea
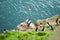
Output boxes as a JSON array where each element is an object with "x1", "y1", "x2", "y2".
[{"x1": 0, "y1": 0, "x2": 60, "y2": 33}]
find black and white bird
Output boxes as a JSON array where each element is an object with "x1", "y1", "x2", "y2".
[
  {"x1": 55, "y1": 18, "x2": 59, "y2": 25},
  {"x1": 39, "y1": 23, "x2": 45, "y2": 31},
  {"x1": 25, "y1": 18, "x2": 36, "y2": 30},
  {"x1": 47, "y1": 22, "x2": 54, "y2": 30},
  {"x1": 25, "y1": 18, "x2": 31, "y2": 26}
]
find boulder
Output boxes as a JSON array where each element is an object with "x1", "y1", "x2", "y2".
[{"x1": 16, "y1": 22, "x2": 36, "y2": 31}]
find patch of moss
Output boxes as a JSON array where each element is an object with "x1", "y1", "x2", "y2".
[{"x1": 0, "y1": 30, "x2": 51, "y2": 40}]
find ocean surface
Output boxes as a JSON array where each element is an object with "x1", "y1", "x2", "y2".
[{"x1": 0, "y1": 0, "x2": 60, "y2": 33}]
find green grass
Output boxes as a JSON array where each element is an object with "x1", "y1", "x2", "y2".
[{"x1": 0, "y1": 30, "x2": 52, "y2": 40}]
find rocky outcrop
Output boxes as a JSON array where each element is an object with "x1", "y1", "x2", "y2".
[
  {"x1": 16, "y1": 19, "x2": 36, "y2": 31},
  {"x1": 13, "y1": 15, "x2": 60, "y2": 32}
]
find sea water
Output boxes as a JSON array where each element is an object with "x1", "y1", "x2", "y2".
[{"x1": 0, "y1": 0, "x2": 60, "y2": 33}]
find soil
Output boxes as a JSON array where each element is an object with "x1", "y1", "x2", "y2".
[{"x1": 47, "y1": 26, "x2": 60, "y2": 40}]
